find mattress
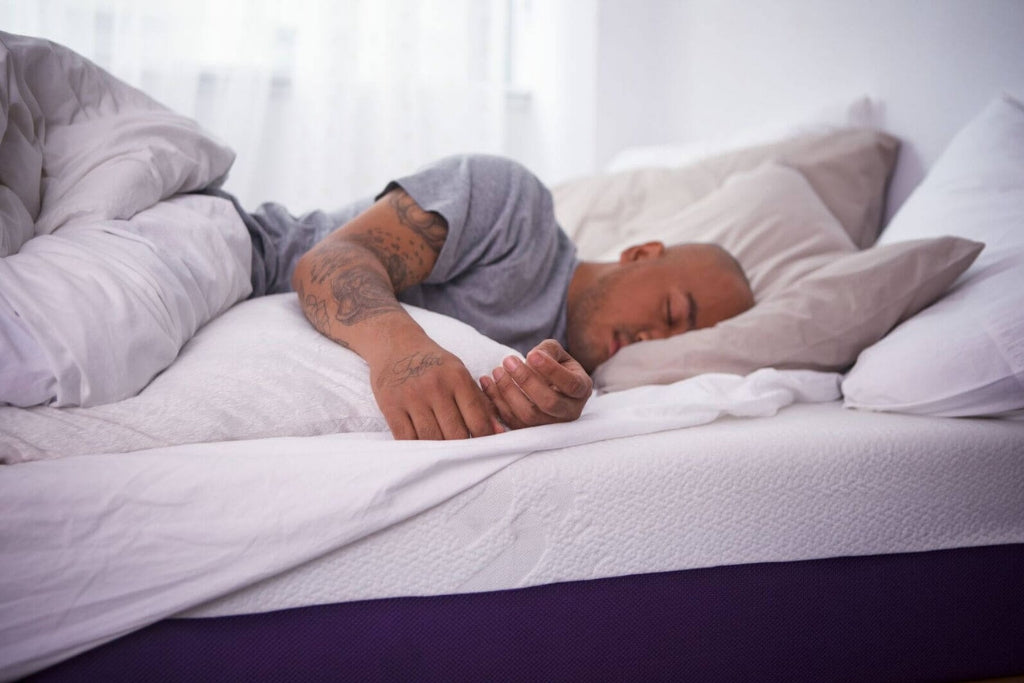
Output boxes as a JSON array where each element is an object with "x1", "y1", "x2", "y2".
[
  {"x1": 0, "y1": 367, "x2": 846, "y2": 679},
  {"x1": 183, "y1": 400, "x2": 1024, "y2": 619}
]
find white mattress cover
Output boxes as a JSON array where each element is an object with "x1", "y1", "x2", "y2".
[
  {"x1": 185, "y1": 400, "x2": 1024, "y2": 618},
  {"x1": 0, "y1": 368, "x2": 844, "y2": 680}
]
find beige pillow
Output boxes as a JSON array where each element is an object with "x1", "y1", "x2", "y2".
[
  {"x1": 553, "y1": 128, "x2": 899, "y2": 258},
  {"x1": 590, "y1": 165, "x2": 983, "y2": 392},
  {"x1": 608, "y1": 163, "x2": 856, "y2": 299}
]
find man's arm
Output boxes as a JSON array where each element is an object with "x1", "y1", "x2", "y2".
[{"x1": 292, "y1": 188, "x2": 501, "y2": 440}]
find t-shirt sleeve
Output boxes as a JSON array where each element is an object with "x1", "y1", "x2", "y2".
[
  {"x1": 381, "y1": 154, "x2": 561, "y2": 284},
  {"x1": 380, "y1": 154, "x2": 578, "y2": 354}
]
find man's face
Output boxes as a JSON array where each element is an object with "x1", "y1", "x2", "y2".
[{"x1": 566, "y1": 243, "x2": 754, "y2": 374}]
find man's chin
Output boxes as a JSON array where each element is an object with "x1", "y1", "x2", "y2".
[
  {"x1": 576, "y1": 348, "x2": 605, "y2": 376},
  {"x1": 566, "y1": 330, "x2": 603, "y2": 375}
]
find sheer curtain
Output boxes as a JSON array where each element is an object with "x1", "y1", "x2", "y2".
[{"x1": 1, "y1": 0, "x2": 596, "y2": 214}]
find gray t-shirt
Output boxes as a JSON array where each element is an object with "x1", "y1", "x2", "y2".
[{"x1": 242, "y1": 154, "x2": 579, "y2": 355}]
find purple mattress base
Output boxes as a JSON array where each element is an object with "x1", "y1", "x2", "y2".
[{"x1": 30, "y1": 543, "x2": 1024, "y2": 682}]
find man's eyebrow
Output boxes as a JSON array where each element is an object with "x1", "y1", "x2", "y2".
[{"x1": 687, "y1": 292, "x2": 698, "y2": 330}]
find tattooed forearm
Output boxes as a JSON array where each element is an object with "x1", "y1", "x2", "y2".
[
  {"x1": 302, "y1": 243, "x2": 402, "y2": 331},
  {"x1": 310, "y1": 229, "x2": 415, "y2": 291},
  {"x1": 305, "y1": 293, "x2": 331, "y2": 335},
  {"x1": 306, "y1": 242, "x2": 402, "y2": 327},
  {"x1": 308, "y1": 248, "x2": 352, "y2": 286},
  {"x1": 297, "y1": 281, "x2": 346, "y2": 345},
  {"x1": 379, "y1": 352, "x2": 444, "y2": 387},
  {"x1": 331, "y1": 264, "x2": 403, "y2": 325},
  {"x1": 387, "y1": 190, "x2": 447, "y2": 253},
  {"x1": 296, "y1": 190, "x2": 449, "y2": 343}
]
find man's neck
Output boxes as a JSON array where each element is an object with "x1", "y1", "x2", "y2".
[{"x1": 566, "y1": 260, "x2": 611, "y2": 315}]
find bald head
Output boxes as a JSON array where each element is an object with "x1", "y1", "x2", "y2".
[{"x1": 566, "y1": 241, "x2": 754, "y2": 373}]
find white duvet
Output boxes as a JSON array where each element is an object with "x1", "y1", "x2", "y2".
[
  {"x1": 0, "y1": 31, "x2": 251, "y2": 408},
  {"x1": 0, "y1": 366, "x2": 840, "y2": 681}
]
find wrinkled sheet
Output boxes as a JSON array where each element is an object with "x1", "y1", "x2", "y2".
[{"x1": 0, "y1": 368, "x2": 840, "y2": 680}]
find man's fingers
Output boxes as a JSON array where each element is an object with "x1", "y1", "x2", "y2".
[
  {"x1": 533, "y1": 338, "x2": 571, "y2": 361},
  {"x1": 498, "y1": 355, "x2": 578, "y2": 420},
  {"x1": 408, "y1": 408, "x2": 445, "y2": 441},
  {"x1": 451, "y1": 385, "x2": 499, "y2": 438},
  {"x1": 526, "y1": 343, "x2": 593, "y2": 400},
  {"x1": 384, "y1": 410, "x2": 418, "y2": 441},
  {"x1": 432, "y1": 402, "x2": 472, "y2": 440},
  {"x1": 444, "y1": 385, "x2": 499, "y2": 438},
  {"x1": 491, "y1": 362, "x2": 561, "y2": 424},
  {"x1": 481, "y1": 372, "x2": 528, "y2": 429}
]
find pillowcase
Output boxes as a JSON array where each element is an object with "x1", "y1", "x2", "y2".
[
  {"x1": 553, "y1": 127, "x2": 899, "y2": 255},
  {"x1": 842, "y1": 94, "x2": 1024, "y2": 417},
  {"x1": 0, "y1": 296, "x2": 520, "y2": 463},
  {"x1": 591, "y1": 163, "x2": 982, "y2": 393}
]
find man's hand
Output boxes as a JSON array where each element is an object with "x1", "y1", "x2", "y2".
[
  {"x1": 480, "y1": 339, "x2": 593, "y2": 430},
  {"x1": 371, "y1": 338, "x2": 503, "y2": 440}
]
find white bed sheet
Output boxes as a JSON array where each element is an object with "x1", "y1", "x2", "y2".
[
  {"x1": 185, "y1": 400, "x2": 1024, "y2": 618},
  {"x1": 0, "y1": 368, "x2": 839, "y2": 681}
]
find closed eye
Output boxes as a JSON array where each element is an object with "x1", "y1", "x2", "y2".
[
  {"x1": 665, "y1": 297, "x2": 673, "y2": 327},
  {"x1": 687, "y1": 292, "x2": 698, "y2": 330}
]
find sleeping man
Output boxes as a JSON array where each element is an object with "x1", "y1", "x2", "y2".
[{"x1": 222, "y1": 155, "x2": 754, "y2": 440}]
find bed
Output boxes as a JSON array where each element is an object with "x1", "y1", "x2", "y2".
[{"x1": 2, "y1": 24, "x2": 1023, "y2": 683}]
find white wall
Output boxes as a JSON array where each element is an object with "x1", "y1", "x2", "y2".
[
  {"x1": 592, "y1": 0, "x2": 1024, "y2": 217},
  {"x1": 594, "y1": 0, "x2": 683, "y2": 169},
  {"x1": 504, "y1": 0, "x2": 601, "y2": 186}
]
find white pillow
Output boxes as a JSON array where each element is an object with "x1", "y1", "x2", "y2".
[
  {"x1": 842, "y1": 94, "x2": 1024, "y2": 417},
  {"x1": 0, "y1": 296, "x2": 520, "y2": 463}
]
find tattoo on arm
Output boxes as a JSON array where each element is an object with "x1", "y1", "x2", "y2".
[
  {"x1": 387, "y1": 189, "x2": 447, "y2": 253},
  {"x1": 300, "y1": 190, "x2": 447, "y2": 338},
  {"x1": 331, "y1": 264, "x2": 403, "y2": 325},
  {"x1": 303, "y1": 244, "x2": 402, "y2": 331},
  {"x1": 297, "y1": 281, "x2": 348, "y2": 347},
  {"x1": 347, "y1": 230, "x2": 412, "y2": 290},
  {"x1": 380, "y1": 352, "x2": 444, "y2": 387}
]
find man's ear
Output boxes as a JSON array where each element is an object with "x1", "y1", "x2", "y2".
[{"x1": 619, "y1": 241, "x2": 666, "y2": 264}]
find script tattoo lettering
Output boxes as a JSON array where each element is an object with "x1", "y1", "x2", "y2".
[{"x1": 382, "y1": 352, "x2": 444, "y2": 387}]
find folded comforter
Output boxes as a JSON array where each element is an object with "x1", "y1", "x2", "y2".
[{"x1": 0, "y1": 31, "x2": 251, "y2": 407}]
